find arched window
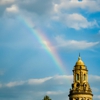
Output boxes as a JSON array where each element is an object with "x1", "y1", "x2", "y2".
[
  {"x1": 76, "y1": 74, "x2": 79, "y2": 81},
  {"x1": 84, "y1": 74, "x2": 86, "y2": 80}
]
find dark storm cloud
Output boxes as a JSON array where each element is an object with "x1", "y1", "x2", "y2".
[
  {"x1": 0, "y1": 5, "x2": 6, "y2": 16},
  {"x1": 17, "y1": 0, "x2": 54, "y2": 15},
  {"x1": 0, "y1": 0, "x2": 14, "y2": 16},
  {"x1": 0, "y1": 0, "x2": 55, "y2": 17},
  {"x1": 0, "y1": 3, "x2": 13, "y2": 17}
]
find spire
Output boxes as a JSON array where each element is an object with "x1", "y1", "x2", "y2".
[
  {"x1": 78, "y1": 53, "x2": 81, "y2": 60},
  {"x1": 79, "y1": 53, "x2": 80, "y2": 57},
  {"x1": 75, "y1": 53, "x2": 85, "y2": 66}
]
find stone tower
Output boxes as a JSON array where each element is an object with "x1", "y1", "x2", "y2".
[{"x1": 68, "y1": 55, "x2": 93, "y2": 100}]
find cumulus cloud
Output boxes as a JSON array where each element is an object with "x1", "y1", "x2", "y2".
[
  {"x1": 54, "y1": 0, "x2": 100, "y2": 13},
  {"x1": 0, "y1": 0, "x2": 15, "y2": 5},
  {"x1": 1, "y1": 0, "x2": 100, "y2": 16},
  {"x1": 0, "y1": 75, "x2": 99, "y2": 100},
  {"x1": 65, "y1": 13, "x2": 98, "y2": 30},
  {"x1": 6, "y1": 81, "x2": 25, "y2": 87},
  {"x1": 28, "y1": 77, "x2": 52, "y2": 85},
  {"x1": 55, "y1": 36, "x2": 99, "y2": 50},
  {"x1": 53, "y1": 13, "x2": 98, "y2": 30},
  {"x1": 16, "y1": 0, "x2": 54, "y2": 15},
  {"x1": 92, "y1": 87, "x2": 99, "y2": 93},
  {"x1": 0, "y1": 84, "x2": 2, "y2": 88},
  {"x1": 4, "y1": 75, "x2": 72, "y2": 88},
  {"x1": 89, "y1": 75, "x2": 100, "y2": 86},
  {"x1": 0, "y1": 0, "x2": 15, "y2": 16},
  {"x1": 6, "y1": 5, "x2": 18, "y2": 13},
  {"x1": 0, "y1": 75, "x2": 72, "y2": 100},
  {"x1": 46, "y1": 91, "x2": 64, "y2": 95},
  {"x1": 0, "y1": 0, "x2": 100, "y2": 17},
  {"x1": 94, "y1": 95, "x2": 100, "y2": 100},
  {"x1": 0, "y1": 0, "x2": 99, "y2": 30}
]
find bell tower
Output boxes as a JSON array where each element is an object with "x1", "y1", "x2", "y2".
[{"x1": 68, "y1": 54, "x2": 93, "y2": 100}]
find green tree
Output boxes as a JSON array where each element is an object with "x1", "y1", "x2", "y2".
[{"x1": 43, "y1": 95, "x2": 52, "y2": 100}]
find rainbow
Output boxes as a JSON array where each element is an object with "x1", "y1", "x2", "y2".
[{"x1": 18, "y1": 16, "x2": 67, "y2": 75}]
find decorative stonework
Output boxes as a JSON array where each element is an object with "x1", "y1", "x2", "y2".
[{"x1": 68, "y1": 55, "x2": 93, "y2": 100}]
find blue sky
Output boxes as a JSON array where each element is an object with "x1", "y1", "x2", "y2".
[{"x1": 0, "y1": 0, "x2": 100, "y2": 100}]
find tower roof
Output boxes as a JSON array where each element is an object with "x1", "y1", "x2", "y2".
[
  {"x1": 74, "y1": 54, "x2": 87, "y2": 70},
  {"x1": 75, "y1": 54, "x2": 85, "y2": 66}
]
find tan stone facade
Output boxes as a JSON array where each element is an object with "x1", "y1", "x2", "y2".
[{"x1": 68, "y1": 55, "x2": 93, "y2": 100}]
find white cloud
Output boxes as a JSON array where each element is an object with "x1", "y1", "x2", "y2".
[
  {"x1": 55, "y1": 36, "x2": 99, "y2": 50},
  {"x1": 4, "y1": 75, "x2": 72, "y2": 88},
  {"x1": 0, "y1": 0, "x2": 14, "y2": 5},
  {"x1": 28, "y1": 77, "x2": 52, "y2": 85},
  {"x1": 53, "y1": 13, "x2": 98, "y2": 30},
  {"x1": 0, "y1": 75, "x2": 72, "y2": 100},
  {"x1": 46, "y1": 91, "x2": 64, "y2": 95},
  {"x1": 0, "y1": 75, "x2": 100, "y2": 100},
  {"x1": 88, "y1": 75, "x2": 100, "y2": 92},
  {"x1": 94, "y1": 95, "x2": 100, "y2": 100},
  {"x1": 53, "y1": 75, "x2": 72, "y2": 83},
  {"x1": 82, "y1": 0, "x2": 100, "y2": 12},
  {"x1": 89, "y1": 75, "x2": 100, "y2": 81},
  {"x1": 97, "y1": 30, "x2": 100, "y2": 35},
  {"x1": 16, "y1": 0, "x2": 54, "y2": 15},
  {"x1": 0, "y1": 84, "x2": 2, "y2": 88},
  {"x1": 65, "y1": 13, "x2": 98, "y2": 30},
  {"x1": 6, "y1": 5, "x2": 18, "y2": 13},
  {"x1": 0, "y1": 0, "x2": 99, "y2": 30},
  {"x1": 92, "y1": 87, "x2": 99, "y2": 92},
  {"x1": 6, "y1": 81, "x2": 25, "y2": 87},
  {"x1": 3, "y1": 75, "x2": 72, "y2": 89},
  {"x1": 54, "y1": 0, "x2": 100, "y2": 13}
]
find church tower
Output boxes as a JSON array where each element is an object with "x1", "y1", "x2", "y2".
[{"x1": 68, "y1": 54, "x2": 93, "y2": 100}]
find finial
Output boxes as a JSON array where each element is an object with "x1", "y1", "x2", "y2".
[
  {"x1": 78, "y1": 53, "x2": 81, "y2": 60},
  {"x1": 79, "y1": 53, "x2": 80, "y2": 57}
]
